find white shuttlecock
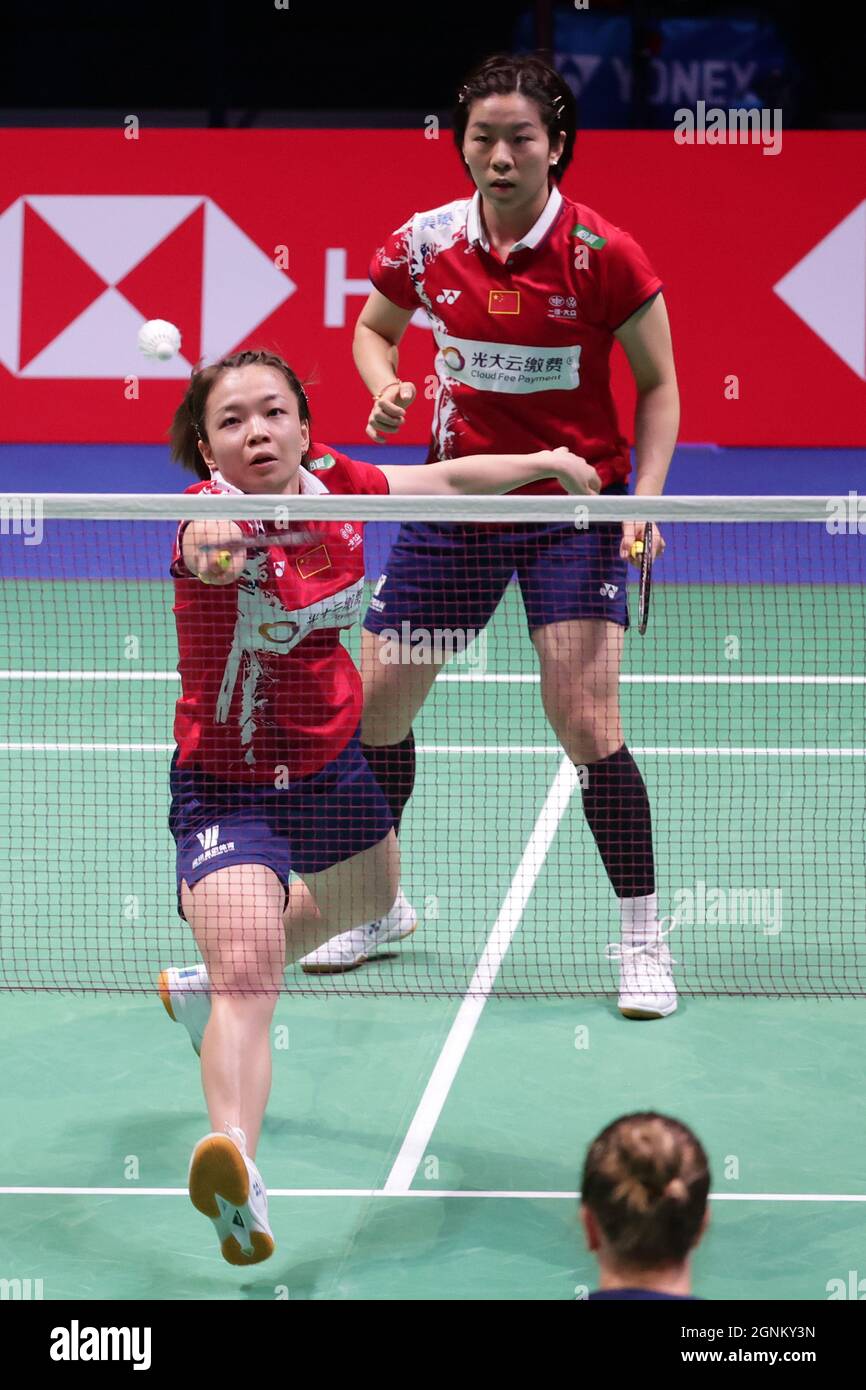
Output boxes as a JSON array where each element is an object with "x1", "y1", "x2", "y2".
[{"x1": 137, "y1": 319, "x2": 182, "y2": 361}]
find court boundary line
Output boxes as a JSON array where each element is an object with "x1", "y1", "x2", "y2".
[
  {"x1": 1, "y1": 743, "x2": 864, "y2": 756},
  {"x1": 1, "y1": 671, "x2": 863, "y2": 686},
  {"x1": 2, "y1": 1187, "x2": 865, "y2": 1202},
  {"x1": 382, "y1": 756, "x2": 578, "y2": 1194}
]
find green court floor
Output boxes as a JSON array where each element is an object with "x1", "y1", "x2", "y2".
[{"x1": 0, "y1": 577, "x2": 864, "y2": 1298}]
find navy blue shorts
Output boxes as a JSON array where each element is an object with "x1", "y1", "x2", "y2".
[
  {"x1": 363, "y1": 496, "x2": 629, "y2": 638},
  {"x1": 169, "y1": 730, "x2": 393, "y2": 919}
]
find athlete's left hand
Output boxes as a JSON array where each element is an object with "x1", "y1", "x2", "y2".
[{"x1": 621, "y1": 521, "x2": 666, "y2": 566}]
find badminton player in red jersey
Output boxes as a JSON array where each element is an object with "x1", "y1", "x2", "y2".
[
  {"x1": 301, "y1": 54, "x2": 681, "y2": 1020},
  {"x1": 157, "y1": 348, "x2": 600, "y2": 1264}
]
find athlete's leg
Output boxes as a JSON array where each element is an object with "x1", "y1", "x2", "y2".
[
  {"x1": 533, "y1": 617, "x2": 655, "y2": 902},
  {"x1": 183, "y1": 863, "x2": 286, "y2": 1158}
]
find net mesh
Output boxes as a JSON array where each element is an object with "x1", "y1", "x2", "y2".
[{"x1": 1, "y1": 492, "x2": 864, "y2": 998}]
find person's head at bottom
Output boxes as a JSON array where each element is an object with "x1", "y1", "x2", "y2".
[{"x1": 581, "y1": 1112, "x2": 710, "y2": 1300}]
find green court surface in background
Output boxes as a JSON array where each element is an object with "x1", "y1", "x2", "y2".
[{"x1": 1, "y1": 574, "x2": 864, "y2": 1298}]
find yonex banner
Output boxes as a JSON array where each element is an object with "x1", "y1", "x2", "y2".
[{"x1": 0, "y1": 129, "x2": 863, "y2": 445}]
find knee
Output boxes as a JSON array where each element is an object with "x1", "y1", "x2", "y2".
[
  {"x1": 208, "y1": 946, "x2": 285, "y2": 998},
  {"x1": 543, "y1": 693, "x2": 621, "y2": 762}
]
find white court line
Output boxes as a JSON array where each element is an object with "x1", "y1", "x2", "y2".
[
  {"x1": 0, "y1": 671, "x2": 181, "y2": 681},
  {"x1": 1, "y1": 744, "x2": 865, "y2": 756},
  {"x1": 2, "y1": 671, "x2": 864, "y2": 685},
  {"x1": 383, "y1": 756, "x2": 578, "y2": 1195},
  {"x1": 440, "y1": 674, "x2": 866, "y2": 685},
  {"x1": 1, "y1": 1186, "x2": 865, "y2": 1202}
]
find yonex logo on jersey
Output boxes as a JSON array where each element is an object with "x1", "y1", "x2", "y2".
[
  {"x1": 572, "y1": 224, "x2": 607, "y2": 249},
  {"x1": 599, "y1": 584, "x2": 619, "y2": 598},
  {"x1": 436, "y1": 289, "x2": 461, "y2": 304},
  {"x1": 196, "y1": 825, "x2": 220, "y2": 851},
  {"x1": 273, "y1": 560, "x2": 286, "y2": 578},
  {"x1": 488, "y1": 290, "x2": 520, "y2": 315}
]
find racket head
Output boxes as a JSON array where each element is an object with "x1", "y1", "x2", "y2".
[{"x1": 637, "y1": 522, "x2": 653, "y2": 635}]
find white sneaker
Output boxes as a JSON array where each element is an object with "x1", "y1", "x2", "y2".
[
  {"x1": 188, "y1": 1124, "x2": 275, "y2": 1266},
  {"x1": 158, "y1": 964, "x2": 211, "y2": 1055},
  {"x1": 617, "y1": 939, "x2": 678, "y2": 1019},
  {"x1": 300, "y1": 887, "x2": 418, "y2": 974}
]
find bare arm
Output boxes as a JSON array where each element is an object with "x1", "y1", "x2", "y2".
[
  {"x1": 354, "y1": 289, "x2": 419, "y2": 440},
  {"x1": 354, "y1": 289, "x2": 414, "y2": 389},
  {"x1": 614, "y1": 293, "x2": 680, "y2": 561},
  {"x1": 379, "y1": 448, "x2": 601, "y2": 498},
  {"x1": 614, "y1": 293, "x2": 680, "y2": 498}
]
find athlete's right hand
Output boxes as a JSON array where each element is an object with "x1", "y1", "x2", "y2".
[
  {"x1": 366, "y1": 381, "x2": 417, "y2": 442},
  {"x1": 533, "y1": 447, "x2": 602, "y2": 495},
  {"x1": 182, "y1": 519, "x2": 247, "y2": 584}
]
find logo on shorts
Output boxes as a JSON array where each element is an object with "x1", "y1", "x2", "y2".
[
  {"x1": 192, "y1": 825, "x2": 236, "y2": 869},
  {"x1": 599, "y1": 583, "x2": 619, "y2": 598},
  {"x1": 368, "y1": 572, "x2": 388, "y2": 612},
  {"x1": 196, "y1": 825, "x2": 220, "y2": 851}
]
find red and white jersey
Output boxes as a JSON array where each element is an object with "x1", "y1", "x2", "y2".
[
  {"x1": 171, "y1": 443, "x2": 389, "y2": 782},
  {"x1": 369, "y1": 185, "x2": 662, "y2": 491}
]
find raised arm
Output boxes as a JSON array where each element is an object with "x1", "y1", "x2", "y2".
[{"x1": 354, "y1": 290, "x2": 418, "y2": 441}]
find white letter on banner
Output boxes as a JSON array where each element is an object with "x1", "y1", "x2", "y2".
[{"x1": 324, "y1": 249, "x2": 372, "y2": 327}]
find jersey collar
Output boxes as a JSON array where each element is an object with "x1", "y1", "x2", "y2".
[
  {"x1": 466, "y1": 183, "x2": 563, "y2": 254},
  {"x1": 208, "y1": 463, "x2": 327, "y2": 495}
]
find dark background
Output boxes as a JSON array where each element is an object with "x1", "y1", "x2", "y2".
[{"x1": 0, "y1": 0, "x2": 862, "y2": 128}]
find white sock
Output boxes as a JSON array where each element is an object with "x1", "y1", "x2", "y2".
[{"x1": 620, "y1": 893, "x2": 659, "y2": 947}]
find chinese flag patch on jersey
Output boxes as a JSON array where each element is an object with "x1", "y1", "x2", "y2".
[
  {"x1": 296, "y1": 545, "x2": 332, "y2": 579},
  {"x1": 488, "y1": 289, "x2": 520, "y2": 314}
]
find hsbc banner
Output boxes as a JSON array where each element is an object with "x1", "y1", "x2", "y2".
[{"x1": 0, "y1": 130, "x2": 864, "y2": 446}]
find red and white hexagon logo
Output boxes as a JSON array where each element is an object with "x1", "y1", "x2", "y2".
[{"x1": 0, "y1": 195, "x2": 296, "y2": 377}]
